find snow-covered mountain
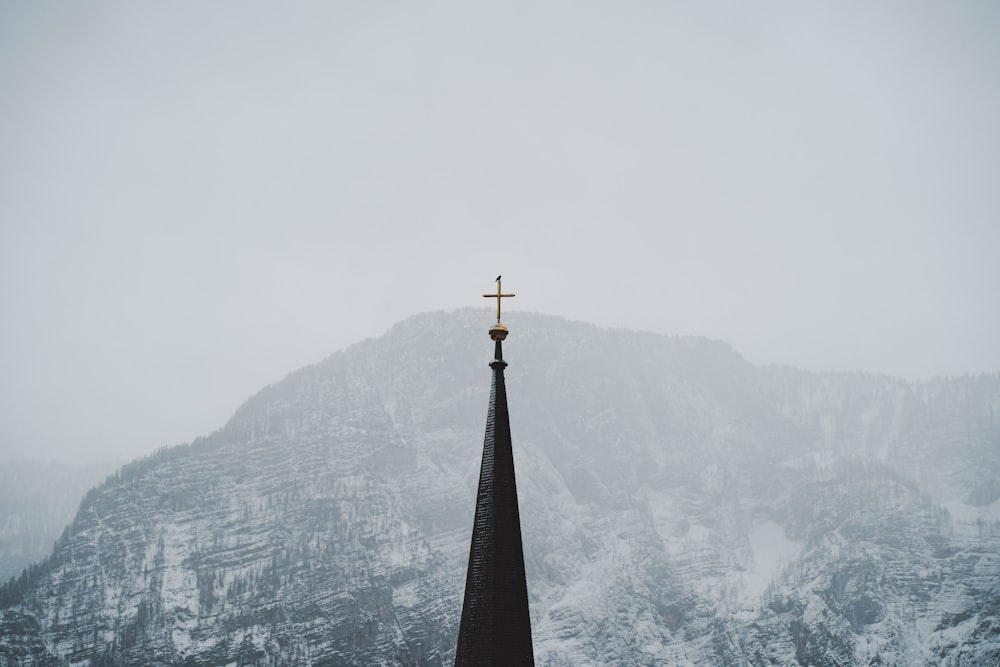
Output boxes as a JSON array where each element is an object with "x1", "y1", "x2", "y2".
[
  {"x1": 1, "y1": 310, "x2": 998, "y2": 665},
  {"x1": 0, "y1": 461, "x2": 118, "y2": 583}
]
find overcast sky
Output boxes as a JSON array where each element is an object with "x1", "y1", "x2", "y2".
[{"x1": 2, "y1": 1, "x2": 998, "y2": 463}]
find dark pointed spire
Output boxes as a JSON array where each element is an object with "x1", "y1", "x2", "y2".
[{"x1": 455, "y1": 283, "x2": 534, "y2": 666}]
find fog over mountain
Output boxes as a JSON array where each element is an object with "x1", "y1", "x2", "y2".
[
  {"x1": 3, "y1": 1, "x2": 999, "y2": 464},
  {"x1": 0, "y1": 462, "x2": 119, "y2": 582},
  {"x1": 2, "y1": 311, "x2": 997, "y2": 665}
]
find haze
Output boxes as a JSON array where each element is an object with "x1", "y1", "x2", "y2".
[{"x1": 1, "y1": 1, "x2": 998, "y2": 463}]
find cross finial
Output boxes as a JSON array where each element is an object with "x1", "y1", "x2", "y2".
[{"x1": 483, "y1": 276, "x2": 515, "y2": 324}]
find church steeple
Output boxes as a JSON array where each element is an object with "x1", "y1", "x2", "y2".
[{"x1": 454, "y1": 279, "x2": 534, "y2": 666}]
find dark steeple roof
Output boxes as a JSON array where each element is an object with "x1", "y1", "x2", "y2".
[{"x1": 455, "y1": 298, "x2": 534, "y2": 666}]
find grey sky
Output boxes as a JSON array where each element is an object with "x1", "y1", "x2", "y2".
[{"x1": 2, "y1": 1, "x2": 998, "y2": 463}]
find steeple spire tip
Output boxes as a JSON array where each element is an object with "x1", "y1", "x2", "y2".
[{"x1": 457, "y1": 275, "x2": 533, "y2": 665}]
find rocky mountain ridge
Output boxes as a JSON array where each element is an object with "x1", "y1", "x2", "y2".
[
  {"x1": 0, "y1": 461, "x2": 118, "y2": 583},
  {"x1": 1, "y1": 309, "x2": 998, "y2": 665}
]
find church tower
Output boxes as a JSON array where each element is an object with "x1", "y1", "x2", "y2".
[{"x1": 454, "y1": 278, "x2": 535, "y2": 666}]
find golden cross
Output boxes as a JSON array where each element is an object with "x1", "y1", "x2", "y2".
[{"x1": 483, "y1": 275, "x2": 515, "y2": 323}]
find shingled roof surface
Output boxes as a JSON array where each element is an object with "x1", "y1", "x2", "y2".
[{"x1": 454, "y1": 344, "x2": 534, "y2": 666}]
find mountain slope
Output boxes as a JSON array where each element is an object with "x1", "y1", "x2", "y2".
[
  {"x1": 0, "y1": 461, "x2": 118, "y2": 582},
  {"x1": 1, "y1": 310, "x2": 998, "y2": 665}
]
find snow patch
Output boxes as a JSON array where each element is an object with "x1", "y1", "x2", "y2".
[
  {"x1": 393, "y1": 580, "x2": 420, "y2": 608},
  {"x1": 735, "y1": 520, "x2": 801, "y2": 607},
  {"x1": 160, "y1": 524, "x2": 200, "y2": 653}
]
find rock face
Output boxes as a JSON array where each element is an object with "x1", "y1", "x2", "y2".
[{"x1": 1, "y1": 310, "x2": 998, "y2": 665}]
